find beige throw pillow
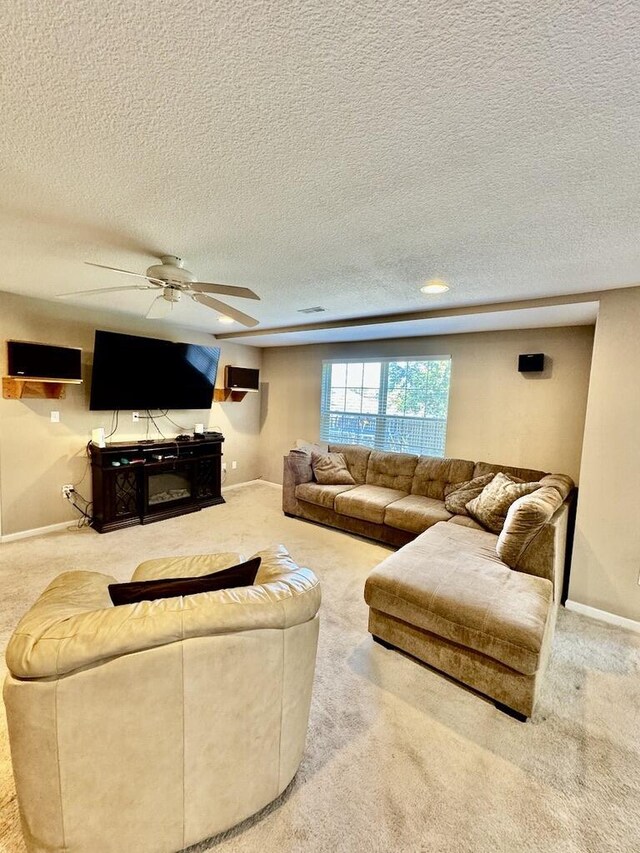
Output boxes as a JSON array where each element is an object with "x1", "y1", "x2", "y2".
[
  {"x1": 443, "y1": 473, "x2": 496, "y2": 516},
  {"x1": 465, "y1": 472, "x2": 541, "y2": 533},
  {"x1": 496, "y1": 486, "x2": 564, "y2": 568},
  {"x1": 311, "y1": 452, "x2": 356, "y2": 486}
]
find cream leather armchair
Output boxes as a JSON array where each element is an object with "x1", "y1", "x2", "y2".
[{"x1": 4, "y1": 545, "x2": 321, "y2": 853}]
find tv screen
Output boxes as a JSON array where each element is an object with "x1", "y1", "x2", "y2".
[
  {"x1": 8, "y1": 341, "x2": 82, "y2": 381},
  {"x1": 90, "y1": 331, "x2": 220, "y2": 411}
]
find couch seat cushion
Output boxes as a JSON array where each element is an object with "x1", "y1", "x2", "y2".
[
  {"x1": 335, "y1": 485, "x2": 408, "y2": 524},
  {"x1": 384, "y1": 495, "x2": 452, "y2": 534},
  {"x1": 295, "y1": 481, "x2": 357, "y2": 509},
  {"x1": 364, "y1": 522, "x2": 552, "y2": 675}
]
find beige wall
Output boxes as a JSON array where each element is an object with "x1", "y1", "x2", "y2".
[
  {"x1": 0, "y1": 291, "x2": 262, "y2": 536},
  {"x1": 6, "y1": 280, "x2": 638, "y2": 623},
  {"x1": 258, "y1": 325, "x2": 594, "y2": 485},
  {"x1": 569, "y1": 287, "x2": 640, "y2": 622}
]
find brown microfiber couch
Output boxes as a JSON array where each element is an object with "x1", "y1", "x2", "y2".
[{"x1": 283, "y1": 444, "x2": 575, "y2": 719}]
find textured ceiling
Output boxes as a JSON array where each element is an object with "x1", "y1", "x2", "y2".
[{"x1": 1, "y1": 1, "x2": 639, "y2": 336}]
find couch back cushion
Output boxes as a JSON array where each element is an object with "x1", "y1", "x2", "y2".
[
  {"x1": 365, "y1": 451, "x2": 419, "y2": 491},
  {"x1": 473, "y1": 460, "x2": 548, "y2": 483},
  {"x1": 411, "y1": 456, "x2": 475, "y2": 500},
  {"x1": 329, "y1": 444, "x2": 372, "y2": 484}
]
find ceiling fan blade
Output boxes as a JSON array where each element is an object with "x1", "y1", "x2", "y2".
[
  {"x1": 145, "y1": 295, "x2": 173, "y2": 320},
  {"x1": 190, "y1": 282, "x2": 260, "y2": 300},
  {"x1": 84, "y1": 262, "x2": 165, "y2": 285},
  {"x1": 57, "y1": 285, "x2": 158, "y2": 298},
  {"x1": 191, "y1": 293, "x2": 259, "y2": 327}
]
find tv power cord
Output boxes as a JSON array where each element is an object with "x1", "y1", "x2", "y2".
[{"x1": 62, "y1": 486, "x2": 94, "y2": 529}]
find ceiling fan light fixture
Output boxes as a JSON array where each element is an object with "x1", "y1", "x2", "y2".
[
  {"x1": 218, "y1": 315, "x2": 235, "y2": 324},
  {"x1": 420, "y1": 279, "x2": 450, "y2": 295}
]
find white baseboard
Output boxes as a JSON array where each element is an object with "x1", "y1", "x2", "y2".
[
  {"x1": 257, "y1": 479, "x2": 282, "y2": 490},
  {"x1": 222, "y1": 478, "x2": 281, "y2": 493},
  {"x1": 565, "y1": 600, "x2": 640, "y2": 634},
  {"x1": 1, "y1": 480, "x2": 281, "y2": 542},
  {"x1": 1, "y1": 520, "x2": 73, "y2": 544}
]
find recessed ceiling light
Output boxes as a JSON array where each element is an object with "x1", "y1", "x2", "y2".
[
  {"x1": 420, "y1": 279, "x2": 450, "y2": 295},
  {"x1": 218, "y1": 315, "x2": 235, "y2": 324}
]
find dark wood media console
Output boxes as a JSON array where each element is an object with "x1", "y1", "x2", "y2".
[{"x1": 89, "y1": 435, "x2": 225, "y2": 533}]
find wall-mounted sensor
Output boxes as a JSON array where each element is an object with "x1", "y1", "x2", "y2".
[{"x1": 518, "y1": 353, "x2": 545, "y2": 373}]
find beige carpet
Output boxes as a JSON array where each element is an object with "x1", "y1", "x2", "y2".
[{"x1": 1, "y1": 482, "x2": 639, "y2": 853}]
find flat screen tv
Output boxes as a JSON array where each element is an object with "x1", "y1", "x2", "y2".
[
  {"x1": 8, "y1": 340, "x2": 82, "y2": 382},
  {"x1": 90, "y1": 331, "x2": 220, "y2": 411}
]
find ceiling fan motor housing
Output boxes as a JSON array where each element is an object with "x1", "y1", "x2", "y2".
[{"x1": 146, "y1": 255, "x2": 197, "y2": 286}]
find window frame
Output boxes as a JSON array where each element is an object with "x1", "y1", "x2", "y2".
[{"x1": 320, "y1": 354, "x2": 452, "y2": 457}]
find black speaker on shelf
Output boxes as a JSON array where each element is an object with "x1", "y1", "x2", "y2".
[{"x1": 518, "y1": 353, "x2": 545, "y2": 373}]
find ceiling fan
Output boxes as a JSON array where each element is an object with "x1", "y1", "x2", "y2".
[{"x1": 58, "y1": 255, "x2": 260, "y2": 327}]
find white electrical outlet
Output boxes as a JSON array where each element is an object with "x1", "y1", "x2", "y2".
[
  {"x1": 232, "y1": 460, "x2": 237, "y2": 470},
  {"x1": 132, "y1": 412, "x2": 140, "y2": 422},
  {"x1": 61, "y1": 484, "x2": 74, "y2": 498},
  {"x1": 50, "y1": 410, "x2": 60, "y2": 423}
]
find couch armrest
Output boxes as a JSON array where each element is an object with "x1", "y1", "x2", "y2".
[
  {"x1": 516, "y1": 500, "x2": 570, "y2": 601},
  {"x1": 282, "y1": 452, "x2": 313, "y2": 514},
  {"x1": 6, "y1": 548, "x2": 321, "y2": 679}
]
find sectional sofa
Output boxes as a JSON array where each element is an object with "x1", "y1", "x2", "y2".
[{"x1": 283, "y1": 443, "x2": 575, "y2": 718}]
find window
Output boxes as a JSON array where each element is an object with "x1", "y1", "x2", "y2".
[{"x1": 320, "y1": 356, "x2": 451, "y2": 456}]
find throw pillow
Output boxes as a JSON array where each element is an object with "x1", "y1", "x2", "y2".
[
  {"x1": 311, "y1": 451, "x2": 356, "y2": 486},
  {"x1": 496, "y1": 486, "x2": 564, "y2": 568},
  {"x1": 443, "y1": 473, "x2": 496, "y2": 515},
  {"x1": 108, "y1": 556, "x2": 261, "y2": 606},
  {"x1": 465, "y1": 472, "x2": 541, "y2": 534}
]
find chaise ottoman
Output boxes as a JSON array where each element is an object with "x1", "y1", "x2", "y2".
[{"x1": 364, "y1": 522, "x2": 555, "y2": 719}]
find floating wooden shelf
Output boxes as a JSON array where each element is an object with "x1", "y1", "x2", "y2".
[
  {"x1": 2, "y1": 377, "x2": 81, "y2": 400},
  {"x1": 213, "y1": 388, "x2": 248, "y2": 403}
]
